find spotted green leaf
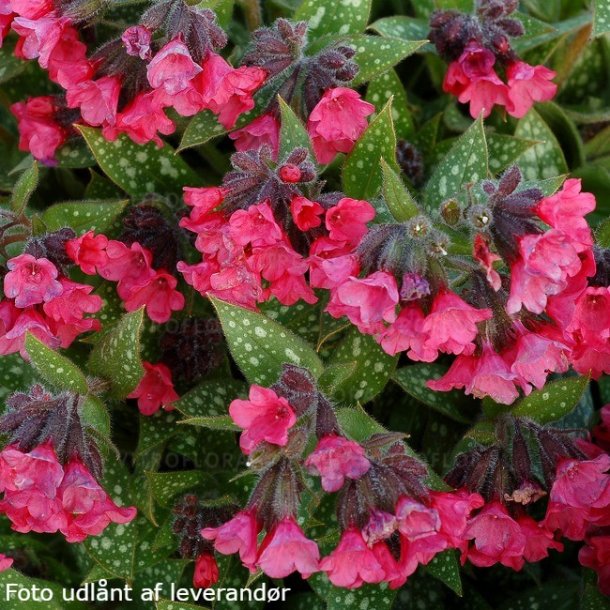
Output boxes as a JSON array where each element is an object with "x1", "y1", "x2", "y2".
[
  {"x1": 25, "y1": 334, "x2": 88, "y2": 394},
  {"x1": 343, "y1": 99, "x2": 398, "y2": 199},
  {"x1": 10, "y1": 161, "x2": 38, "y2": 214},
  {"x1": 0, "y1": 43, "x2": 27, "y2": 85},
  {"x1": 593, "y1": 0, "x2": 610, "y2": 36},
  {"x1": 309, "y1": 574, "x2": 397, "y2": 610},
  {"x1": 514, "y1": 110, "x2": 568, "y2": 181},
  {"x1": 348, "y1": 36, "x2": 427, "y2": 87},
  {"x1": 174, "y1": 378, "x2": 246, "y2": 418},
  {"x1": 278, "y1": 97, "x2": 314, "y2": 161},
  {"x1": 135, "y1": 410, "x2": 180, "y2": 458},
  {"x1": 78, "y1": 125, "x2": 200, "y2": 198},
  {"x1": 179, "y1": 414, "x2": 239, "y2": 430},
  {"x1": 211, "y1": 297, "x2": 324, "y2": 385},
  {"x1": 511, "y1": 376, "x2": 589, "y2": 424},
  {"x1": 318, "y1": 361, "x2": 358, "y2": 396},
  {"x1": 41, "y1": 199, "x2": 128, "y2": 234},
  {"x1": 487, "y1": 134, "x2": 538, "y2": 175},
  {"x1": 366, "y1": 69, "x2": 414, "y2": 139},
  {"x1": 425, "y1": 550, "x2": 463, "y2": 596},
  {"x1": 328, "y1": 329, "x2": 398, "y2": 405},
  {"x1": 55, "y1": 140, "x2": 96, "y2": 168},
  {"x1": 295, "y1": 0, "x2": 371, "y2": 38},
  {"x1": 88, "y1": 309, "x2": 145, "y2": 398},
  {"x1": 336, "y1": 403, "x2": 386, "y2": 441},
  {"x1": 381, "y1": 158, "x2": 420, "y2": 221},
  {"x1": 369, "y1": 16, "x2": 429, "y2": 42},
  {"x1": 146, "y1": 470, "x2": 207, "y2": 507},
  {"x1": 79, "y1": 395, "x2": 111, "y2": 438},
  {"x1": 0, "y1": 353, "x2": 39, "y2": 403},
  {"x1": 425, "y1": 116, "x2": 488, "y2": 213},
  {"x1": 393, "y1": 364, "x2": 474, "y2": 424},
  {"x1": 179, "y1": 110, "x2": 227, "y2": 151}
]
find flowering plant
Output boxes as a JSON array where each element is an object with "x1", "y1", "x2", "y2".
[{"x1": 0, "y1": 0, "x2": 610, "y2": 607}]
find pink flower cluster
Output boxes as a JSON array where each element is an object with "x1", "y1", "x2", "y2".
[
  {"x1": 177, "y1": 189, "x2": 316, "y2": 308},
  {"x1": 0, "y1": 253, "x2": 102, "y2": 358},
  {"x1": 444, "y1": 42, "x2": 557, "y2": 118},
  {"x1": 0, "y1": 442, "x2": 136, "y2": 542},
  {"x1": 128, "y1": 361, "x2": 179, "y2": 416},
  {"x1": 67, "y1": 231, "x2": 184, "y2": 323}
]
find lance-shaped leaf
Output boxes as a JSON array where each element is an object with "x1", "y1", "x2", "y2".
[
  {"x1": 593, "y1": 0, "x2": 610, "y2": 36},
  {"x1": 278, "y1": 97, "x2": 314, "y2": 160},
  {"x1": 366, "y1": 68, "x2": 414, "y2": 139},
  {"x1": 295, "y1": 0, "x2": 371, "y2": 38},
  {"x1": 425, "y1": 549, "x2": 463, "y2": 596},
  {"x1": 179, "y1": 110, "x2": 227, "y2": 151},
  {"x1": 41, "y1": 199, "x2": 128, "y2": 234},
  {"x1": 10, "y1": 161, "x2": 38, "y2": 214},
  {"x1": 381, "y1": 158, "x2": 420, "y2": 221}
]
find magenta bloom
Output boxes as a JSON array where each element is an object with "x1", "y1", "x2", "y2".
[
  {"x1": 9, "y1": 0, "x2": 52, "y2": 18},
  {"x1": 122, "y1": 271, "x2": 185, "y2": 324},
  {"x1": 473, "y1": 234, "x2": 501, "y2": 291},
  {"x1": 506, "y1": 61, "x2": 557, "y2": 119},
  {"x1": 518, "y1": 515, "x2": 563, "y2": 563},
  {"x1": 305, "y1": 435, "x2": 371, "y2": 492},
  {"x1": 0, "y1": 554, "x2": 13, "y2": 572},
  {"x1": 325, "y1": 197, "x2": 375, "y2": 245},
  {"x1": 229, "y1": 113, "x2": 280, "y2": 159},
  {"x1": 193, "y1": 552, "x2": 219, "y2": 589},
  {"x1": 66, "y1": 231, "x2": 109, "y2": 275},
  {"x1": 579, "y1": 532, "x2": 610, "y2": 596},
  {"x1": 461, "y1": 502, "x2": 526, "y2": 570},
  {"x1": 147, "y1": 37, "x2": 202, "y2": 95},
  {"x1": 183, "y1": 186, "x2": 225, "y2": 211},
  {"x1": 12, "y1": 14, "x2": 68, "y2": 68},
  {"x1": 229, "y1": 385, "x2": 296, "y2": 454},
  {"x1": 0, "y1": 300, "x2": 59, "y2": 358},
  {"x1": 201, "y1": 509, "x2": 260, "y2": 571},
  {"x1": 290, "y1": 196, "x2": 324, "y2": 231},
  {"x1": 58, "y1": 458, "x2": 137, "y2": 543},
  {"x1": 422, "y1": 289, "x2": 492, "y2": 357},
  {"x1": 379, "y1": 303, "x2": 435, "y2": 360},
  {"x1": 427, "y1": 342, "x2": 519, "y2": 404},
  {"x1": 506, "y1": 230, "x2": 583, "y2": 315},
  {"x1": 127, "y1": 361, "x2": 179, "y2": 416},
  {"x1": 593, "y1": 404, "x2": 610, "y2": 452},
  {"x1": 46, "y1": 25, "x2": 92, "y2": 90},
  {"x1": 550, "y1": 455, "x2": 610, "y2": 510},
  {"x1": 98, "y1": 240, "x2": 155, "y2": 287},
  {"x1": 228, "y1": 201, "x2": 283, "y2": 247},
  {"x1": 535, "y1": 178, "x2": 595, "y2": 250},
  {"x1": 121, "y1": 25, "x2": 152, "y2": 60},
  {"x1": 66, "y1": 75, "x2": 121, "y2": 127},
  {"x1": 11, "y1": 96, "x2": 67, "y2": 164},
  {"x1": 429, "y1": 489, "x2": 484, "y2": 551},
  {"x1": 307, "y1": 87, "x2": 374, "y2": 164},
  {"x1": 327, "y1": 271, "x2": 399, "y2": 335},
  {"x1": 4, "y1": 254, "x2": 62, "y2": 308},
  {"x1": 256, "y1": 517, "x2": 320, "y2": 579}
]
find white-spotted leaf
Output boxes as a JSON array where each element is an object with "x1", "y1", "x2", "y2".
[
  {"x1": 366, "y1": 69, "x2": 414, "y2": 139},
  {"x1": 381, "y1": 158, "x2": 420, "y2": 221},
  {"x1": 295, "y1": 0, "x2": 371, "y2": 38},
  {"x1": 41, "y1": 199, "x2": 128, "y2": 234},
  {"x1": 179, "y1": 110, "x2": 227, "y2": 151}
]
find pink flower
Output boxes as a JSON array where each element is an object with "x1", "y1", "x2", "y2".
[
  {"x1": 256, "y1": 517, "x2": 320, "y2": 579},
  {"x1": 307, "y1": 87, "x2": 375, "y2": 164},
  {"x1": 58, "y1": 458, "x2": 137, "y2": 543},
  {"x1": 0, "y1": 443, "x2": 66, "y2": 534},
  {"x1": 121, "y1": 25, "x2": 152, "y2": 60},
  {"x1": 201, "y1": 509, "x2": 260, "y2": 570},
  {"x1": 0, "y1": 4, "x2": 13, "y2": 47},
  {"x1": 228, "y1": 201, "x2": 283, "y2": 247},
  {"x1": 4, "y1": 254, "x2": 62, "y2": 308},
  {"x1": 127, "y1": 361, "x2": 179, "y2": 416},
  {"x1": 461, "y1": 501, "x2": 526, "y2": 570},
  {"x1": 517, "y1": 515, "x2": 563, "y2": 563},
  {"x1": 549, "y1": 455, "x2": 610, "y2": 510},
  {"x1": 46, "y1": 25, "x2": 92, "y2": 90},
  {"x1": 422, "y1": 289, "x2": 491, "y2": 357},
  {"x1": 427, "y1": 342, "x2": 520, "y2": 404},
  {"x1": 305, "y1": 435, "x2": 371, "y2": 492},
  {"x1": 229, "y1": 113, "x2": 280, "y2": 159},
  {"x1": 229, "y1": 385, "x2": 296, "y2": 454},
  {"x1": 506, "y1": 230, "x2": 583, "y2": 315},
  {"x1": 12, "y1": 14, "x2": 68, "y2": 68},
  {"x1": 183, "y1": 186, "x2": 225, "y2": 211},
  {"x1": 8, "y1": 0, "x2": 52, "y2": 18},
  {"x1": 122, "y1": 271, "x2": 185, "y2": 324},
  {"x1": 66, "y1": 75, "x2": 121, "y2": 127},
  {"x1": 325, "y1": 197, "x2": 375, "y2": 245},
  {"x1": 98, "y1": 240, "x2": 155, "y2": 287},
  {"x1": 193, "y1": 553, "x2": 219, "y2": 589},
  {"x1": 362, "y1": 511, "x2": 398, "y2": 545},
  {"x1": 290, "y1": 196, "x2": 324, "y2": 231},
  {"x1": 319, "y1": 528, "x2": 387, "y2": 588},
  {"x1": 443, "y1": 42, "x2": 509, "y2": 118},
  {"x1": 10, "y1": 96, "x2": 67, "y2": 164},
  {"x1": 309, "y1": 249, "x2": 359, "y2": 291},
  {"x1": 429, "y1": 489, "x2": 484, "y2": 551},
  {"x1": 147, "y1": 37, "x2": 202, "y2": 95},
  {"x1": 66, "y1": 231, "x2": 109, "y2": 275},
  {"x1": 198, "y1": 52, "x2": 266, "y2": 129},
  {"x1": 0, "y1": 554, "x2": 13, "y2": 572},
  {"x1": 378, "y1": 303, "x2": 435, "y2": 360},
  {"x1": 535, "y1": 179, "x2": 595, "y2": 250},
  {"x1": 473, "y1": 234, "x2": 501, "y2": 291},
  {"x1": 327, "y1": 271, "x2": 399, "y2": 334},
  {"x1": 579, "y1": 532, "x2": 610, "y2": 596},
  {"x1": 506, "y1": 61, "x2": 557, "y2": 119},
  {"x1": 0, "y1": 301, "x2": 59, "y2": 358}
]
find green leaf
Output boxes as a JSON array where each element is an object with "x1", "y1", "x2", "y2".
[
  {"x1": 514, "y1": 109, "x2": 568, "y2": 181},
  {"x1": 145, "y1": 470, "x2": 207, "y2": 507},
  {"x1": 10, "y1": 161, "x2": 38, "y2": 214},
  {"x1": 179, "y1": 110, "x2": 227, "y2": 151},
  {"x1": 425, "y1": 116, "x2": 488, "y2": 213},
  {"x1": 343, "y1": 99, "x2": 398, "y2": 199},
  {"x1": 295, "y1": 0, "x2": 371, "y2": 38},
  {"x1": 41, "y1": 199, "x2": 128, "y2": 233},
  {"x1": 498, "y1": 582, "x2": 578, "y2": 610},
  {"x1": 278, "y1": 97, "x2": 314, "y2": 160},
  {"x1": 309, "y1": 575, "x2": 396, "y2": 610},
  {"x1": 55, "y1": 140, "x2": 96, "y2": 168},
  {"x1": 88, "y1": 309, "x2": 145, "y2": 398},
  {"x1": 393, "y1": 365, "x2": 474, "y2": 424},
  {"x1": 487, "y1": 134, "x2": 538, "y2": 175},
  {"x1": 369, "y1": 16, "x2": 430, "y2": 42},
  {"x1": 425, "y1": 549, "x2": 463, "y2": 596},
  {"x1": 211, "y1": 297, "x2": 324, "y2": 385},
  {"x1": 77, "y1": 125, "x2": 200, "y2": 198},
  {"x1": 336, "y1": 403, "x2": 386, "y2": 442},
  {"x1": 0, "y1": 353, "x2": 39, "y2": 403},
  {"x1": 25, "y1": 334, "x2": 88, "y2": 394},
  {"x1": 381, "y1": 158, "x2": 420, "y2": 221},
  {"x1": 135, "y1": 410, "x2": 180, "y2": 458},
  {"x1": 593, "y1": 0, "x2": 610, "y2": 36},
  {"x1": 179, "y1": 414, "x2": 239, "y2": 431},
  {"x1": 511, "y1": 376, "x2": 589, "y2": 424},
  {"x1": 366, "y1": 68, "x2": 414, "y2": 139},
  {"x1": 0, "y1": 44, "x2": 27, "y2": 85},
  {"x1": 318, "y1": 361, "x2": 358, "y2": 396},
  {"x1": 174, "y1": 378, "x2": 246, "y2": 418},
  {"x1": 348, "y1": 36, "x2": 427, "y2": 87},
  {"x1": 328, "y1": 329, "x2": 397, "y2": 405},
  {"x1": 597, "y1": 217, "x2": 610, "y2": 248},
  {"x1": 80, "y1": 395, "x2": 111, "y2": 438}
]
